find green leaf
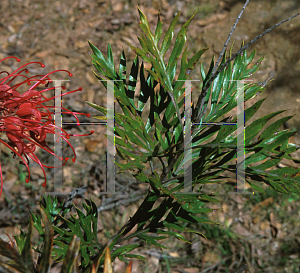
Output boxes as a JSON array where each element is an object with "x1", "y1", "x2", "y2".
[
  {"x1": 174, "y1": 47, "x2": 208, "y2": 92},
  {"x1": 59, "y1": 236, "x2": 80, "y2": 273},
  {"x1": 163, "y1": 222, "x2": 207, "y2": 238},
  {"x1": 137, "y1": 6, "x2": 153, "y2": 39},
  {"x1": 167, "y1": 10, "x2": 198, "y2": 75},
  {"x1": 186, "y1": 47, "x2": 209, "y2": 74},
  {"x1": 244, "y1": 152, "x2": 268, "y2": 166},
  {"x1": 198, "y1": 194, "x2": 221, "y2": 203},
  {"x1": 245, "y1": 110, "x2": 286, "y2": 145},
  {"x1": 138, "y1": 36, "x2": 149, "y2": 55},
  {"x1": 111, "y1": 244, "x2": 140, "y2": 258},
  {"x1": 124, "y1": 254, "x2": 146, "y2": 260},
  {"x1": 20, "y1": 217, "x2": 33, "y2": 271},
  {"x1": 0, "y1": 238, "x2": 31, "y2": 273},
  {"x1": 127, "y1": 56, "x2": 139, "y2": 108},
  {"x1": 125, "y1": 41, "x2": 151, "y2": 63},
  {"x1": 119, "y1": 50, "x2": 126, "y2": 80},
  {"x1": 247, "y1": 180, "x2": 265, "y2": 194},
  {"x1": 157, "y1": 229, "x2": 191, "y2": 244},
  {"x1": 89, "y1": 41, "x2": 116, "y2": 78},
  {"x1": 14, "y1": 230, "x2": 27, "y2": 255},
  {"x1": 258, "y1": 115, "x2": 294, "y2": 142},
  {"x1": 160, "y1": 11, "x2": 181, "y2": 56},
  {"x1": 137, "y1": 234, "x2": 168, "y2": 250},
  {"x1": 154, "y1": 11, "x2": 162, "y2": 46},
  {"x1": 106, "y1": 43, "x2": 115, "y2": 73},
  {"x1": 261, "y1": 131, "x2": 296, "y2": 151},
  {"x1": 247, "y1": 49, "x2": 256, "y2": 63},
  {"x1": 269, "y1": 181, "x2": 288, "y2": 194},
  {"x1": 149, "y1": 175, "x2": 162, "y2": 195},
  {"x1": 182, "y1": 200, "x2": 213, "y2": 214}
]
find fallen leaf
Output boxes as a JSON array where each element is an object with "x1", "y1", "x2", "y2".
[{"x1": 251, "y1": 197, "x2": 273, "y2": 212}]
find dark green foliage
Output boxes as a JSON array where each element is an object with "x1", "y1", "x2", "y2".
[
  {"x1": 84, "y1": 6, "x2": 300, "y2": 263},
  {"x1": 87, "y1": 6, "x2": 300, "y2": 232}
]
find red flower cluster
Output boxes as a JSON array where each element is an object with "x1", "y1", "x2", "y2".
[{"x1": 0, "y1": 56, "x2": 93, "y2": 196}]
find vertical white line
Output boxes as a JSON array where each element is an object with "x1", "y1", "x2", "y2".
[
  {"x1": 236, "y1": 80, "x2": 245, "y2": 192},
  {"x1": 107, "y1": 80, "x2": 115, "y2": 193},
  {"x1": 184, "y1": 80, "x2": 192, "y2": 192},
  {"x1": 53, "y1": 80, "x2": 63, "y2": 192}
]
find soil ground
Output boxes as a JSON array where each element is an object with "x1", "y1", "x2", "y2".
[{"x1": 0, "y1": 0, "x2": 300, "y2": 272}]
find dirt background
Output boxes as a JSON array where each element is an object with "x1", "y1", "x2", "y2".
[{"x1": 0, "y1": 0, "x2": 300, "y2": 272}]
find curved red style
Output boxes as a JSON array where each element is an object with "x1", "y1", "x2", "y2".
[{"x1": 0, "y1": 56, "x2": 94, "y2": 196}]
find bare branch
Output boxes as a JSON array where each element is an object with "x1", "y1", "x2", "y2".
[
  {"x1": 194, "y1": 11, "x2": 300, "y2": 124},
  {"x1": 256, "y1": 71, "x2": 276, "y2": 87},
  {"x1": 232, "y1": 263, "x2": 249, "y2": 273},
  {"x1": 97, "y1": 194, "x2": 144, "y2": 213},
  {"x1": 212, "y1": 0, "x2": 250, "y2": 76}
]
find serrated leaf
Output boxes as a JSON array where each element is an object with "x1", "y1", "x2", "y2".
[
  {"x1": 174, "y1": 47, "x2": 208, "y2": 93},
  {"x1": 89, "y1": 41, "x2": 116, "y2": 79}
]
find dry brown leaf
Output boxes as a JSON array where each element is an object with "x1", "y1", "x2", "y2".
[
  {"x1": 251, "y1": 197, "x2": 274, "y2": 212},
  {"x1": 202, "y1": 251, "x2": 221, "y2": 264},
  {"x1": 182, "y1": 268, "x2": 199, "y2": 273},
  {"x1": 233, "y1": 223, "x2": 252, "y2": 237}
]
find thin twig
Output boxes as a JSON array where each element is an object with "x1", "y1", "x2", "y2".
[
  {"x1": 142, "y1": 249, "x2": 175, "y2": 259},
  {"x1": 49, "y1": 185, "x2": 88, "y2": 210},
  {"x1": 163, "y1": 11, "x2": 300, "y2": 183},
  {"x1": 199, "y1": 262, "x2": 222, "y2": 273},
  {"x1": 166, "y1": 88, "x2": 185, "y2": 137},
  {"x1": 199, "y1": 256, "x2": 232, "y2": 273},
  {"x1": 194, "y1": 11, "x2": 300, "y2": 124},
  {"x1": 232, "y1": 263, "x2": 249, "y2": 273},
  {"x1": 256, "y1": 71, "x2": 276, "y2": 87},
  {"x1": 157, "y1": 156, "x2": 166, "y2": 176},
  {"x1": 212, "y1": 0, "x2": 250, "y2": 76},
  {"x1": 97, "y1": 194, "x2": 144, "y2": 213}
]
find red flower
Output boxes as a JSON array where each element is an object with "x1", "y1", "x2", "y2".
[{"x1": 0, "y1": 56, "x2": 94, "y2": 196}]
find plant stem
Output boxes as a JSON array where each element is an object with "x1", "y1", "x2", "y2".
[{"x1": 193, "y1": 11, "x2": 300, "y2": 124}]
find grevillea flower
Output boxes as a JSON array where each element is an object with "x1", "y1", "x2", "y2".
[{"x1": 0, "y1": 56, "x2": 94, "y2": 196}]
